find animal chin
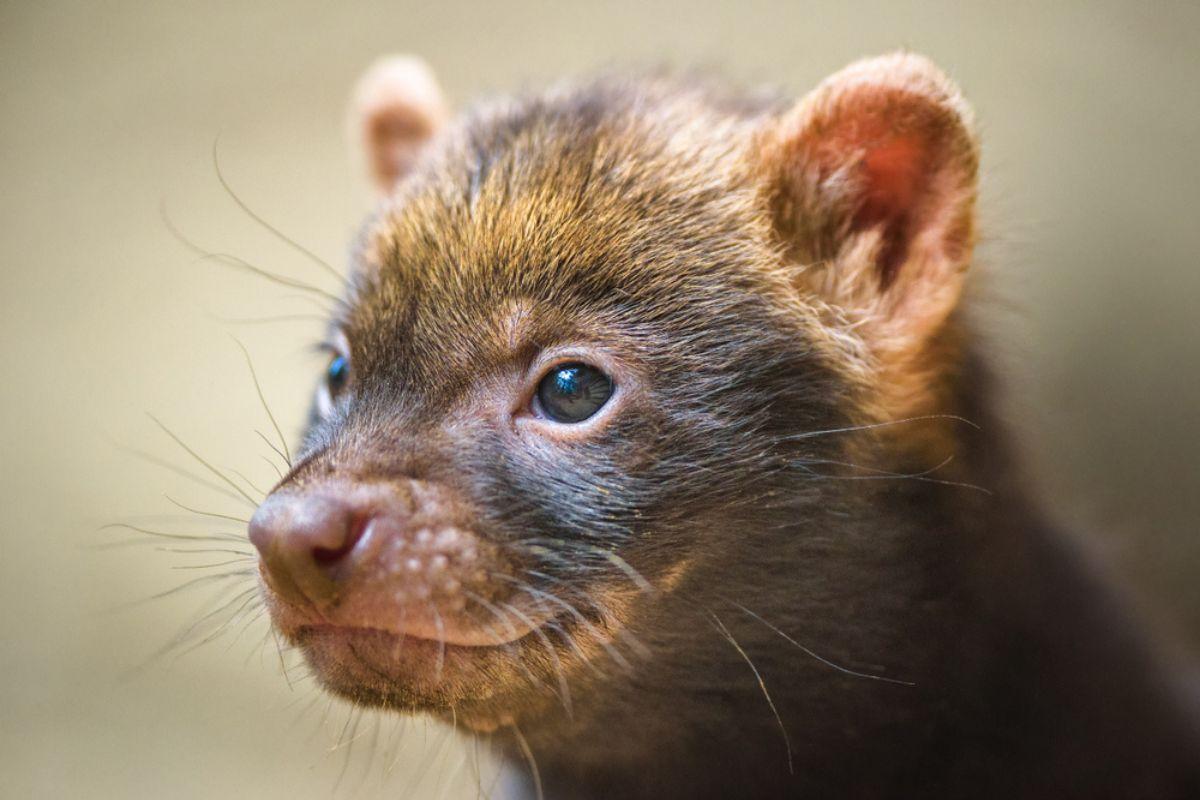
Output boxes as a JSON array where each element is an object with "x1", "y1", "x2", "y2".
[
  {"x1": 297, "y1": 625, "x2": 488, "y2": 698},
  {"x1": 296, "y1": 620, "x2": 581, "y2": 713},
  {"x1": 264, "y1": 587, "x2": 566, "y2": 708}
]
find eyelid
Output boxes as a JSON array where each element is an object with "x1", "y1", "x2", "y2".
[
  {"x1": 515, "y1": 347, "x2": 628, "y2": 435},
  {"x1": 528, "y1": 350, "x2": 613, "y2": 382},
  {"x1": 522, "y1": 357, "x2": 591, "y2": 419},
  {"x1": 313, "y1": 332, "x2": 351, "y2": 421},
  {"x1": 535, "y1": 363, "x2": 614, "y2": 424},
  {"x1": 316, "y1": 328, "x2": 351, "y2": 358},
  {"x1": 316, "y1": 342, "x2": 348, "y2": 359}
]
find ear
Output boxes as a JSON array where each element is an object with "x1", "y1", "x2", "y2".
[
  {"x1": 762, "y1": 52, "x2": 979, "y2": 396},
  {"x1": 351, "y1": 56, "x2": 448, "y2": 193}
]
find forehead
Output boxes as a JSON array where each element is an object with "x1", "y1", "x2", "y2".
[{"x1": 344, "y1": 81, "x2": 796, "y2": 386}]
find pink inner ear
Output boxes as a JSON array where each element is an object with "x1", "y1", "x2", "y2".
[
  {"x1": 854, "y1": 136, "x2": 927, "y2": 287},
  {"x1": 776, "y1": 53, "x2": 979, "y2": 367},
  {"x1": 367, "y1": 107, "x2": 437, "y2": 188}
]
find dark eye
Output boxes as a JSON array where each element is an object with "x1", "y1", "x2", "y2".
[
  {"x1": 327, "y1": 354, "x2": 350, "y2": 396},
  {"x1": 536, "y1": 362, "x2": 614, "y2": 423}
]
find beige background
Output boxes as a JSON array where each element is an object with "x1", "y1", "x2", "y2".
[{"x1": 2, "y1": 1, "x2": 1198, "y2": 797}]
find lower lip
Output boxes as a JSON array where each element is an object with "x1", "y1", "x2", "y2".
[
  {"x1": 296, "y1": 624, "x2": 486, "y2": 691},
  {"x1": 296, "y1": 623, "x2": 484, "y2": 658}
]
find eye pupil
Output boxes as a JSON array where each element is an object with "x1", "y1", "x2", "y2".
[
  {"x1": 537, "y1": 363, "x2": 613, "y2": 423},
  {"x1": 327, "y1": 355, "x2": 349, "y2": 393},
  {"x1": 553, "y1": 369, "x2": 579, "y2": 397}
]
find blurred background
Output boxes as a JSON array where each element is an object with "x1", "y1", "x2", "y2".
[{"x1": 2, "y1": 1, "x2": 1198, "y2": 797}]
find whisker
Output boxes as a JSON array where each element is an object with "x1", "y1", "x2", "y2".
[
  {"x1": 778, "y1": 413, "x2": 980, "y2": 442},
  {"x1": 159, "y1": 201, "x2": 341, "y2": 303},
  {"x1": 96, "y1": 521, "x2": 245, "y2": 544},
  {"x1": 115, "y1": 578, "x2": 257, "y2": 683},
  {"x1": 256, "y1": 431, "x2": 290, "y2": 472},
  {"x1": 330, "y1": 707, "x2": 365, "y2": 796},
  {"x1": 430, "y1": 602, "x2": 446, "y2": 681},
  {"x1": 500, "y1": 600, "x2": 573, "y2": 719},
  {"x1": 108, "y1": 439, "x2": 247, "y2": 504},
  {"x1": 328, "y1": 702, "x2": 367, "y2": 753},
  {"x1": 507, "y1": 538, "x2": 653, "y2": 594},
  {"x1": 434, "y1": 739, "x2": 471, "y2": 800},
  {"x1": 163, "y1": 495, "x2": 250, "y2": 525},
  {"x1": 272, "y1": 627, "x2": 295, "y2": 691},
  {"x1": 310, "y1": 696, "x2": 338, "y2": 745},
  {"x1": 461, "y1": 590, "x2": 521, "y2": 641},
  {"x1": 261, "y1": 454, "x2": 285, "y2": 481},
  {"x1": 482, "y1": 730, "x2": 506, "y2": 799},
  {"x1": 211, "y1": 311, "x2": 329, "y2": 325},
  {"x1": 509, "y1": 722, "x2": 544, "y2": 800},
  {"x1": 524, "y1": 569, "x2": 650, "y2": 659},
  {"x1": 284, "y1": 691, "x2": 324, "y2": 722},
  {"x1": 430, "y1": 712, "x2": 462, "y2": 800},
  {"x1": 469, "y1": 730, "x2": 484, "y2": 800},
  {"x1": 796, "y1": 455, "x2": 992, "y2": 494},
  {"x1": 172, "y1": 558, "x2": 256, "y2": 570},
  {"x1": 111, "y1": 569, "x2": 254, "y2": 611},
  {"x1": 542, "y1": 619, "x2": 603, "y2": 677},
  {"x1": 247, "y1": 623, "x2": 277, "y2": 669},
  {"x1": 461, "y1": 599, "x2": 552, "y2": 694},
  {"x1": 147, "y1": 414, "x2": 257, "y2": 506},
  {"x1": 227, "y1": 468, "x2": 267, "y2": 499},
  {"x1": 397, "y1": 717, "x2": 454, "y2": 797},
  {"x1": 383, "y1": 716, "x2": 413, "y2": 780},
  {"x1": 350, "y1": 711, "x2": 383, "y2": 798},
  {"x1": 198, "y1": 251, "x2": 342, "y2": 302},
  {"x1": 172, "y1": 587, "x2": 263, "y2": 658},
  {"x1": 708, "y1": 609, "x2": 793, "y2": 775},
  {"x1": 212, "y1": 137, "x2": 348, "y2": 288},
  {"x1": 140, "y1": 585, "x2": 260, "y2": 668},
  {"x1": 601, "y1": 550, "x2": 654, "y2": 594},
  {"x1": 232, "y1": 337, "x2": 292, "y2": 467},
  {"x1": 156, "y1": 546, "x2": 254, "y2": 557},
  {"x1": 493, "y1": 573, "x2": 630, "y2": 673},
  {"x1": 725, "y1": 599, "x2": 915, "y2": 686},
  {"x1": 225, "y1": 605, "x2": 268, "y2": 651}
]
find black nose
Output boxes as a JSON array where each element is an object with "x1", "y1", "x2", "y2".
[{"x1": 248, "y1": 488, "x2": 370, "y2": 607}]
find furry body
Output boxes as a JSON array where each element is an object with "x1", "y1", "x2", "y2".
[{"x1": 246, "y1": 56, "x2": 1200, "y2": 798}]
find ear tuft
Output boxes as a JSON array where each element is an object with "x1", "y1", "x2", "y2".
[
  {"x1": 352, "y1": 55, "x2": 448, "y2": 192},
  {"x1": 765, "y1": 52, "x2": 979, "y2": 351}
]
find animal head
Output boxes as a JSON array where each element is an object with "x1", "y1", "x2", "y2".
[{"x1": 248, "y1": 52, "x2": 979, "y2": 728}]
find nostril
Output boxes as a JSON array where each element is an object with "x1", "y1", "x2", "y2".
[
  {"x1": 249, "y1": 492, "x2": 367, "y2": 581},
  {"x1": 313, "y1": 513, "x2": 370, "y2": 566}
]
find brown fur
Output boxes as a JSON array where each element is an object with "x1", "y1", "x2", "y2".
[{"x1": 248, "y1": 54, "x2": 1200, "y2": 798}]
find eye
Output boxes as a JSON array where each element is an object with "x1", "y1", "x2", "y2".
[
  {"x1": 326, "y1": 353, "x2": 350, "y2": 396},
  {"x1": 535, "y1": 362, "x2": 614, "y2": 424}
]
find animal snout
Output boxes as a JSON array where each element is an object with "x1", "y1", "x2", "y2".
[
  {"x1": 248, "y1": 479, "x2": 492, "y2": 635},
  {"x1": 249, "y1": 483, "x2": 382, "y2": 607}
]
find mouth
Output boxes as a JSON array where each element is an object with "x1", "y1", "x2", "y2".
[
  {"x1": 279, "y1": 610, "x2": 575, "y2": 712},
  {"x1": 255, "y1": 559, "x2": 633, "y2": 717},
  {"x1": 295, "y1": 624, "x2": 495, "y2": 702}
]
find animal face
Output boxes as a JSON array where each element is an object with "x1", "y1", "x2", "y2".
[{"x1": 248, "y1": 54, "x2": 979, "y2": 728}]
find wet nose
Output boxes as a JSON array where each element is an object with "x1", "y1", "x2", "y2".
[
  {"x1": 249, "y1": 489, "x2": 372, "y2": 607},
  {"x1": 249, "y1": 479, "x2": 501, "y2": 644}
]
